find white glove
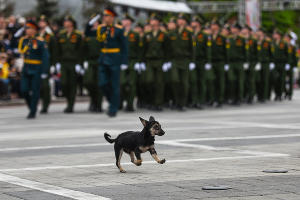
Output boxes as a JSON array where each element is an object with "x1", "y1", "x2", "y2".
[
  {"x1": 80, "y1": 69, "x2": 85, "y2": 75},
  {"x1": 243, "y1": 63, "x2": 249, "y2": 70},
  {"x1": 56, "y1": 63, "x2": 61, "y2": 72},
  {"x1": 120, "y1": 64, "x2": 128, "y2": 71},
  {"x1": 140, "y1": 62, "x2": 146, "y2": 71},
  {"x1": 269, "y1": 62, "x2": 275, "y2": 70},
  {"x1": 167, "y1": 62, "x2": 172, "y2": 70},
  {"x1": 75, "y1": 64, "x2": 81, "y2": 73},
  {"x1": 162, "y1": 63, "x2": 169, "y2": 72},
  {"x1": 50, "y1": 65, "x2": 55, "y2": 74},
  {"x1": 205, "y1": 63, "x2": 211, "y2": 71},
  {"x1": 189, "y1": 62, "x2": 196, "y2": 71},
  {"x1": 224, "y1": 64, "x2": 230, "y2": 71},
  {"x1": 83, "y1": 61, "x2": 89, "y2": 70},
  {"x1": 89, "y1": 14, "x2": 100, "y2": 25},
  {"x1": 41, "y1": 74, "x2": 48, "y2": 79},
  {"x1": 285, "y1": 64, "x2": 291, "y2": 71},
  {"x1": 293, "y1": 67, "x2": 298, "y2": 73},
  {"x1": 134, "y1": 63, "x2": 140, "y2": 72},
  {"x1": 255, "y1": 63, "x2": 261, "y2": 71}
]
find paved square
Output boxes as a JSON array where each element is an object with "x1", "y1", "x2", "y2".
[{"x1": 1, "y1": 91, "x2": 300, "y2": 200}]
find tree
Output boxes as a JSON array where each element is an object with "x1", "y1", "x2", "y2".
[
  {"x1": 0, "y1": 0, "x2": 15, "y2": 17},
  {"x1": 35, "y1": 0, "x2": 58, "y2": 19}
]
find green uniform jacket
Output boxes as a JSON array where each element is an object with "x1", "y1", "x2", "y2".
[
  {"x1": 247, "y1": 37, "x2": 257, "y2": 63},
  {"x1": 211, "y1": 33, "x2": 229, "y2": 62},
  {"x1": 142, "y1": 30, "x2": 168, "y2": 60},
  {"x1": 194, "y1": 31, "x2": 212, "y2": 63},
  {"x1": 83, "y1": 34, "x2": 101, "y2": 65},
  {"x1": 272, "y1": 40, "x2": 288, "y2": 63},
  {"x1": 40, "y1": 32, "x2": 57, "y2": 66},
  {"x1": 56, "y1": 29, "x2": 83, "y2": 63},
  {"x1": 257, "y1": 38, "x2": 272, "y2": 63},
  {"x1": 125, "y1": 30, "x2": 140, "y2": 60},
  {"x1": 287, "y1": 44, "x2": 298, "y2": 66},
  {"x1": 229, "y1": 35, "x2": 247, "y2": 62}
]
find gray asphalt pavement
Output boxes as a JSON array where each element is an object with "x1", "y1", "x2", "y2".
[{"x1": 1, "y1": 91, "x2": 300, "y2": 200}]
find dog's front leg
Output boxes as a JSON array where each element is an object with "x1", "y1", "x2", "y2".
[
  {"x1": 134, "y1": 149, "x2": 143, "y2": 166},
  {"x1": 149, "y1": 147, "x2": 166, "y2": 164}
]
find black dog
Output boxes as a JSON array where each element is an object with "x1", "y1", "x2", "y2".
[{"x1": 104, "y1": 116, "x2": 166, "y2": 173}]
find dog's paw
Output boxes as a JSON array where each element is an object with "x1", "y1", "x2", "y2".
[
  {"x1": 135, "y1": 160, "x2": 142, "y2": 166},
  {"x1": 159, "y1": 159, "x2": 166, "y2": 164},
  {"x1": 120, "y1": 169, "x2": 126, "y2": 173}
]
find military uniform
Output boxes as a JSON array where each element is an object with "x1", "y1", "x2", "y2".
[
  {"x1": 167, "y1": 26, "x2": 194, "y2": 109},
  {"x1": 83, "y1": 24, "x2": 102, "y2": 112},
  {"x1": 39, "y1": 31, "x2": 56, "y2": 113},
  {"x1": 211, "y1": 33, "x2": 229, "y2": 106},
  {"x1": 120, "y1": 29, "x2": 140, "y2": 111},
  {"x1": 97, "y1": 22, "x2": 128, "y2": 116},
  {"x1": 142, "y1": 29, "x2": 168, "y2": 110},
  {"x1": 56, "y1": 28, "x2": 83, "y2": 113},
  {"x1": 272, "y1": 39, "x2": 288, "y2": 100},
  {"x1": 19, "y1": 34, "x2": 49, "y2": 118},
  {"x1": 285, "y1": 42, "x2": 298, "y2": 100}
]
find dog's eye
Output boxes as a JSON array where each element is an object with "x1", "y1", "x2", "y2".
[{"x1": 154, "y1": 126, "x2": 159, "y2": 130}]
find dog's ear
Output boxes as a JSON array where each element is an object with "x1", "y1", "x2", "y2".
[
  {"x1": 149, "y1": 116, "x2": 155, "y2": 122},
  {"x1": 139, "y1": 117, "x2": 148, "y2": 127}
]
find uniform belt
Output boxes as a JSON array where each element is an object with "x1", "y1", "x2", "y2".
[
  {"x1": 24, "y1": 59, "x2": 42, "y2": 65},
  {"x1": 101, "y1": 48, "x2": 120, "y2": 53}
]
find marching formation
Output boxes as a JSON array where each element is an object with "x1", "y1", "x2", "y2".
[{"x1": 14, "y1": 7, "x2": 299, "y2": 118}]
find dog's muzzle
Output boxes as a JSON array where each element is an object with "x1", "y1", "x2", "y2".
[{"x1": 158, "y1": 130, "x2": 165, "y2": 136}]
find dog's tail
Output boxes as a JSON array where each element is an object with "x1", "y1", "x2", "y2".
[{"x1": 104, "y1": 133, "x2": 116, "y2": 144}]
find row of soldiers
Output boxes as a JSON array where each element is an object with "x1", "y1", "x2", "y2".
[{"x1": 18, "y1": 10, "x2": 299, "y2": 118}]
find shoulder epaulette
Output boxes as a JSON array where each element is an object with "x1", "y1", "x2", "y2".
[
  {"x1": 59, "y1": 29, "x2": 66, "y2": 34},
  {"x1": 114, "y1": 24, "x2": 123, "y2": 29},
  {"x1": 186, "y1": 27, "x2": 193, "y2": 32},
  {"x1": 75, "y1": 30, "x2": 82, "y2": 35}
]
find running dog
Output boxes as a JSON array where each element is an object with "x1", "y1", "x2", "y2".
[{"x1": 104, "y1": 116, "x2": 166, "y2": 173}]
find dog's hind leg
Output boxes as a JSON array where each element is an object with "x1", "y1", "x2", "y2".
[
  {"x1": 134, "y1": 149, "x2": 142, "y2": 166},
  {"x1": 114, "y1": 145, "x2": 126, "y2": 173}
]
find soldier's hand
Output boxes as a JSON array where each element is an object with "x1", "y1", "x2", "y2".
[
  {"x1": 189, "y1": 62, "x2": 196, "y2": 71},
  {"x1": 224, "y1": 64, "x2": 230, "y2": 71},
  {"x1": 243, "y1": 63, "x2": 249, "y2": 70},
  {"x1": 255, "y1": 63, "x2": 261, "y2": 71},
  {"x1": 285, "y1": 64, "x2": 290, "y2": 71},
  {"x1": 41, "y1": 74, "x2": 48, "y2": 79},
  {"x1": 162, "y1": 63, "x2": 169, "y2": 72},
  {"x1": 205, "y1": 63, "x2": 212, "y2": 71},
  {"x1": 75, "y1": 64, "x2": 82, "y2": 74},
  {"x1": 120, "y1": 64, "x2": 128, "y2": 71},
  {"x1": 56, "y1": 63, "x2": 61, "y2": 73},
  {"x1": 83, "y1": 61, "x2": 89, "y2": 70},
  {"x1": 134, "y1": 63, "x2": 140, "y2": 72},
  {"x1": 140, "y1": 62, "x2": 146, "y2": 71},
  {"x1": 269, "y1": 63, "x2": 275, "y2": 70}
]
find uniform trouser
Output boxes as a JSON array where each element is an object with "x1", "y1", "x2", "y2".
[
  {"x1": 189, "y1": 65, "x2": 198, "y2": 105},
  {"x1": 285, "y1": 68, "x2": 294, "y2": 97},
  {"x1": 169, "y1": 60, "x2": 189, "y2": 107},
  {"x1": 120, "y1": 60, "x2": 137, "y2": 109},
  {"x1": 229, "y1": 62, "x2": 244, "y2": 102},
  {"x1": 257, "y1": 63, "x2": 270, "y2": 101},
  {"x1": 40, "y1": 77, "x2": 51, "y2": 111},
  {"x1": 61, "y1": 61, "x2": 77, "y2": 109},
  {"x1": 83, "y1": 62, "x2": 102, "y2": 108},
  {"x1": 212, "y1": 61, "x2": 225, "y2": 104},
  {"x1": 99, "y1": 64, "x2": 120, "y2": 113},
  {"x1": 274, "y1": 63, "x2": 286, "y2": 98},
  {"x1": 142, "y1": 60, "x2": 164, "y2": 106},
  {"x1": 21, "y1": 72, "x2": 41, "y2": 115},
  {"x1": 197, "y1": 62, "x2": 215, "y2": 105},
  {"x1": 163, "y1": 69, "x2": 172, "y2": 105},
  {"x1": 244, "y1": 63, "x2": 256, "y2": 101}
]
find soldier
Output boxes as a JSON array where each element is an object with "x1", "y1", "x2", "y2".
[
  {"x1": 97, "y1": 7, "x2": 128, "y2": 117},
  {"x1": 166, "y1": 13, "x2": 194, "y2": 111},
  {"x1": 120, "y1": 13, "x2": 140, "y2": 112},
  {"x1": 284, "y1": 32, "x2": 298, "y2": 100},
  {"x1": 241, "y1": 25, "x2": 257, "y2": 104},
  {"x1": 272, "y1": 29, "x2": 288, "y2": 101},
  {"x1": 19, "y1": 20, "x2": 49, "y2": 119},
  {"x1": 141, "y1": 13, "x2": 168, "y2": 111},
  {"x1": 56, "y1": 16, "x2": 83, "y2": 113},
  {"x1": 191, "y1": 16, "x2": 212, "y2": 109},
  {"x1": 210, "y1": 20, "x2": 229, "y2": 107},
  {"x1": 82, "y1": 14, "x2": 103, "y2": 112},
  {"x1": 228, "y1": 23, "x2": 246, "y2": 105},
  {"x1": 255, "y1": 28, "x2": 272, "y2": 102},
  {"x1": 37, "y1": 15, "x2": 56, "y2": 114}
]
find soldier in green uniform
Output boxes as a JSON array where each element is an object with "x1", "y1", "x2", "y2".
[
  {"x1": 256, "y1": 29, "x2": 273, "y2": 102},
  {"x1": 210, "y1": 20, "x2": 229, "y2": 107},
  {"x1": 97, "y1": 7, "x2": 128, "y2": 117},
  {"x1": 142, "y1": 13, "x2": 168, "y2": 111},
  {"x1": 120, "y1": 13, "x2": 140, "y2": 112},
  {"x1": 241, "y1": 25, "x2": 257, "y2": 104},
  {"x1": 83, "y1": 14, "x2": 102, "y2": 112},
  {"x1": 19, "y1": 20, "x2": 49, "y2": 119},
  {"x1": 56, "y1": 16, "x2": 83, "y2": 113},
  {"x1": 284, "y1": 32, "x2": 298, "y2": 100},
  {"x1": 272, "y1": 29, "x2": 288, "y2": 101},
  {"x1": 38, "y1": 15, "x2": 56, "y2": 114},
  {"x1": 228, "y1": 23, "x2": 246, "y2": 105},
  {"x1": 166, "y1": 13, "x2": 194, "y2": 111},
  {"x1": 191, "y1": 16, "x2": 212, "y2": 108}
]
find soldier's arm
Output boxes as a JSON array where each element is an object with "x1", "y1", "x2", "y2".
[
  {"x1": 206, "y1": 34, "x2": 212, "y2": 63},
  {"x1": 49, "y1": 35, "x2": 57, "y2": 66},
  {"x1": 41, "y1": 41, "x2": 50, "y2": 74},
  {"x1": 120, "y1": 28, "x2": 128, "y2": 65}
]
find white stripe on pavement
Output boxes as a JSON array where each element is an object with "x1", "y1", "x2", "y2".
[
  {"x1": 0, "y1": 173, "x2": 111, "y2": 200},
  {"x1": 0, "y1": 154, "x2": 288, "y2": 172}
]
